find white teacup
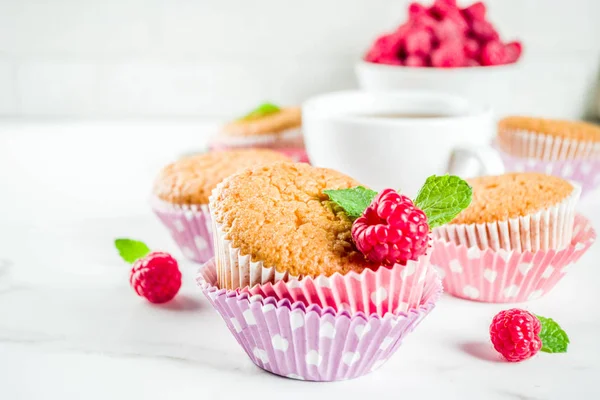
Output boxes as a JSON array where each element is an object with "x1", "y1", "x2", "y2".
[{"x1": 302, "y1": 90, "x2": 504, "y2": 197}]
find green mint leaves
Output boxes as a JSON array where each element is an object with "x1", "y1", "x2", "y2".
[
  {"x1": 537, "y1": 315, "x2": 570, "y2": 354},
  {"x1": 239, "y1": 102, "x2": 281, "y2": 121},
  {"x1": 323, "y1": 186, "x2": 378, "y2": 219},
  {"x1": 414, "y1": 175, "x2": 472, "y2": 229},
  {"x1": 115, "y1": 238, "x2": 151, "y2": 264},
  {"x1": 322, "y1": 175, "x2": 471, "y2": 227}
]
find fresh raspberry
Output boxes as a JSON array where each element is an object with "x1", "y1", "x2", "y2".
[
  {"x1": 404, "y1": 29, "x2": 433, "y2": 56},
  {"x1": 130, "y1": 251, "x2": 182, "y2": 303},
  {"x1": 465, "y1": 58, "x2": 481, "y2": 67},
  {"x1": 351, "y1": 189, "x2": 430, "y2": 266},
  {"x1": 429, "y1": 0, "x2": 457, "y2": 20},
  {"x1": 463, "y1": 38, "x2": 480, "y2": 59},
  {"x1": 462, "y1": 2, "x2": 486, "y2": 22},
  {"x1": 405, "y1": 55, "x2": 427, "y2": 67},
  {"x1": 490, "y1": 309, "x2": 542, "y2": 362},
  {"x1": 504, "y1": 41, "x2": 523, "y2": 63},
  {"x1": 378, "y1": 55, "x2": 404, "y2": 66},
  {"x1": 480, "y1": 40, "x2": 506, "y2": 66},
  {"x1": 408, "y1": 2, "x2": 427, "y2": 19},
  {"x1": 431, "y1": 41, "x2": 466, "y2": 67},
  {"x1": 433, "y1": 18, "x2": 465, "y2": 42},
  {"x1": 470, "y1": 19, "x2": 500, "y2": 42},
  {"x1": 365, "y1": 33, "x2": 403, "y2": 63},
  {"x1": 445, "y1": 8, "x2": 469, "y2": 34}
]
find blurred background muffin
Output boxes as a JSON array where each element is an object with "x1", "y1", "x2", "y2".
[{"x1": 152, "y1": 149, "x2": 291, "y2": 263}]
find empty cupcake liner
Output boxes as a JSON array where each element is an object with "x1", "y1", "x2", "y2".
[
  {"x1": 431, "y1": 214, "x2": 596, "y2": 303},
  {"x1": 433, "y1": 185, "x2": 581, "y2": 252},
  {"x1": 198, "y1": 259, "x2": 442, "y2": 381},
  {"x1": 498, "y1": 149, "x2": 600, "y2": 196},
  {"x1": 239, "y1": 257, "x2": 437, "y2": 316},
  {"x1": 497, "y1": 129, "x2": 600, "y2": 161},
  {"x1": 211, "y1": 209, "x2": 432, "y2": 316},
  {"x1": 209, "y1": 127, "x2": 305, "y2": 150},
  {"x1": 151, "y1": 197, "x2": 214, "y2": 263}
]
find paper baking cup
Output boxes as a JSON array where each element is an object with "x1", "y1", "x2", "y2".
[
  {"x1": 498, "y1": 149, "x2": 600, "y2": 196},
  {"x1": 211, "y1": 206, "x2": 432, "y2": 315},
  {"x1": 209, "y1": 127, "x2": 305, "y2": 150},
  {"x1": 431, "y1": 214, "x2": 596, "y2": 303},
  {"x1": 497, "y1": 129, "x2": 600, "y2": 160},
  {"x1": 198, "y1": 259, "x2": 441, "y2": 381},
  {"x1": 433, "y1": 185, "x2": 581, "y2": 252},
  {"x1": 239, "y1": 258, "x2": 437, "y2": 316},
  {"x1": 151, "y1": 197, "x2": 214, "y2": 263}
]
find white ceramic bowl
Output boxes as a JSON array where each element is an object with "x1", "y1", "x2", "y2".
[{"x1": 355, "y1": 60, "x2": 519, "y2": 118}]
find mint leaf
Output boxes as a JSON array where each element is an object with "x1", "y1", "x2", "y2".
[
  {"x1": 239, "y1": 102, "x2": 281, "y2": 121},
  {"x1": 414, "y1": 175, "x2": 472, "y2": 229},
  {"x1": 115, "y1": 238, "x2": 150, "y2": 264},
  {"x1": 323, "y1": 186, "x2": 378, "y2": 219},
  {"x1": 537, "y1": 315, "x2": 569, "y2": 353}
]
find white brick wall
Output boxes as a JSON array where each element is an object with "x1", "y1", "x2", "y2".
[{"x1": 0, "y1": 0, "x2": 599, "y2": 118}]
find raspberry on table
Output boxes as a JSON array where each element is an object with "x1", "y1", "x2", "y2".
[
  {"x1": 470, "y1": 19, "x2": 500, "y2": 42},
  {"x1": 130, "y1": 251, "x2": 182, "y2": 304},
  {"x1": 351, "y1": 189, "x2": 430, "y2": 266},
  {"x1": 490, "y1": 309, "x2": 542, "y2": 362}
]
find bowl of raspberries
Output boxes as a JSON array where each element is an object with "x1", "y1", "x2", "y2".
[{"x1": 356, "y1": 0, "x2": 523, "y2": 111}]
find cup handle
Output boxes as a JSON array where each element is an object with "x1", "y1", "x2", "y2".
[{"x1": 447, "y1": 145, "x2": 505, "y2": 178}]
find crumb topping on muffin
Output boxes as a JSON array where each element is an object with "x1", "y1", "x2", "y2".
[
  {"x1": 451, "y1": 173, "x2": 574, "y2": 224},
  {"x1": 499, "y1": 116, "x2": 600, "y2": 142},
  {"x1": 211, "y1": 162, "x2": 374, "y2": 277},
  {"x1": 153, "y1": 149, "x2": 291, "y2": 205},
  {"x1": 221, "y1": 107, "x2": 301, "y2": 137}
]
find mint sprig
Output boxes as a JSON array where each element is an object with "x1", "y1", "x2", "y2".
[
  {"x1": 115, "y1": 238, "x2": 151, "y2": 264},
  {"x1": 323, "y1": 186, "x2": 378, "y2": 219},
  {"x1": 414, "y1": 175, "x2": 472, "y2": 229},
  {"x1": 239, "y1": 102, "x2": 281, "y2": 121},
  {"x1": 322, "y1": 175, "x2": 471, "y2": 228},
  {"x1": 537, "y1": 315, "x2": 570, "y2": 353}
]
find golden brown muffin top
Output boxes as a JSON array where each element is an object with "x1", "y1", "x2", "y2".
[
  {"x1": 211, "y1": 162, "x2": 374, "y2": 277},
  {"x1": 220, "y1": 107, "x2": 301, "y2": 137},
  {"x1": 499, "y1": 116, "x2": 600, "y2": 142},
  {"x1": 450, "y1": 173, "x2": 574, "y2": 224},
  {"x1": 153, "y1": 149, "x2": 291, "y2": 205}
]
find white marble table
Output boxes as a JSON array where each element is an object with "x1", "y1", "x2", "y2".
[{"x1": 0, "y1": 121, "x2": 599, "y2": 400}]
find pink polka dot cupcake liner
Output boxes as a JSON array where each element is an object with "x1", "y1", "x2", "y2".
[
  {"x1": 198, "y1": 258, "x2": 442, "y2": 381},
  {"x1": 210, "y1": 205, "x2": 433, "y2": 316},
  {"x1": 238, "y1": 255, "x2": 437, "y2": 316},
  {"x1": 151, "y1": 197, "x2": 213, "y2": 264},
  {"x1": 430, "y1": 214, "x2": 596, "y2": 303},
  {"x1": 498, "y1": 149, "x2": 600, "y2": 197}
]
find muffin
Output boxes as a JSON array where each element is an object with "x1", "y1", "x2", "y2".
[
  {"x1": 199, "y1": 163, "x2": 452, "y2": 381},
  {"x1": 430, "y1": 172, "x2": 594, "y2": 304},
  {"x1": 434, "y1": 172, "x2": 580, "y2": 252},
  {"x1": 210, "y1": 162, "x2": 437, "y2": 314},
  {"x1": 496, "y1": 117, "x2": 600, "y2": 196},
  {"x1": 209, "y1": 103, "x2": 308, "y2": 162},
  {"x1": 152, "y1": 149, "x2": 291, "y2": 263},
  {"x1": 498, "y1": 116, "x2": 600, "y2": 160}
]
